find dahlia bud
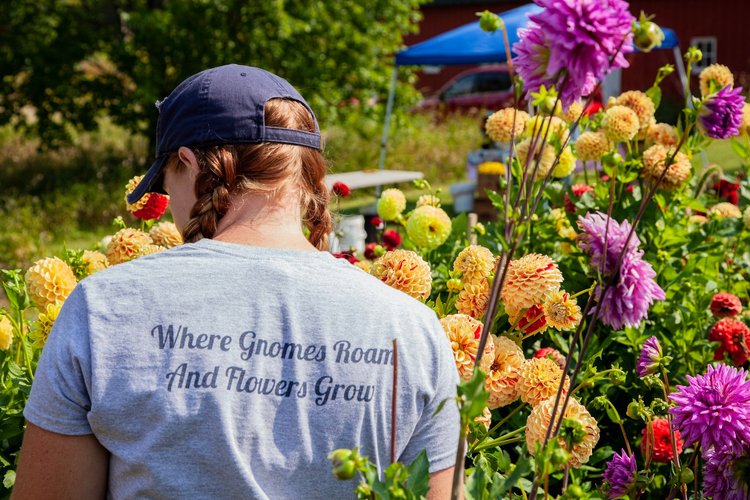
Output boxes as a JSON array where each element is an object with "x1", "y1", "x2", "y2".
[
  {"x1": 632, "y1": 13, "x2": 665, "y2": 53},
  {"x1": 652, "y1": 398, "x2": 671, "y2": 415},
  {"x1": 636, "y1": 337, "x2": 663, "y2": 377},
  {"x1": 477, "y1": 10, "x2": 503, "y2": 33},
  {"x1": 473, "y1": 222, "x2": 486, "y2": 236},
  {"x1": 550, "y1": 447, "x2": 571, "y2": 468},
  {"x1": 328, "y1": 449, "x2": 358, "y2": 480},
  {"x1": 374, "y1": 244, "x2": 386, "y2": 258},
  {"x1": 447, "y1": 278, "x2": 463, "y2": 293},
  {"x1": 685, "y1": 47, "x2": 702, "y2": 64},
  {"x1": 561, "y1": 485, "x2": 585, "y2": 499},
  {"x1": 609, "y1": 368, "x2": 627, "y2": 385}
]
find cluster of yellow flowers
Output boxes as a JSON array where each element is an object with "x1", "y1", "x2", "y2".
[{"x1": 375, "y1": 188, "x2": 453, "y2": 251}]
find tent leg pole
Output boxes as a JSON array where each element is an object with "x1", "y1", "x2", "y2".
[
  {"x1": 673, "y1": 46, "x2": 689, "y2": 108},
  {"x1": 376, "y1": 66, "x2": 398, "y2": 196}
]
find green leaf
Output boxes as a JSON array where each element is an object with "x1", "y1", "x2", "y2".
[
  {"x1": 464, "y1": 465, "x2": 489, "y2": 500},
  {"x1": 405, "y1": 450, "x2": 430, "y2": 498},
  {"x1": 492, "y1": 458, "x2": 530, "y2": 496},
  {"x1": 646, "y1": 85, "x2": 662, "y2": 109},
  {"x1": 3, "y1": 469, "x2": 16, "y2": 489},
  {"x1": 432, "y1": 398, "x2": 449, "y2": 418}
]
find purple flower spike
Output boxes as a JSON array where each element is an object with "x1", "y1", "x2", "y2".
[
  {"x1": 603, "y1": 449, "x2": 637, "y2": 499},
  {"x1": 700, "y1": 85, "x2": 745, "y2": 139},
  {"x1": 637, "y1": 336, "x2": 662, "y2": 377},
  {"x1": 670, "y1": 364, "x2": 750, "y2": 454}
]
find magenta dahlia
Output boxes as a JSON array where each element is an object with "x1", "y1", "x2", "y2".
[
  {"x1": 703, "y1": 446, "x2": 750, "y2": 500},
  {"x1": 699, "y1": 85, "x2": 745, "y2": 140},
  {"x1": 602, "y1": 449, "x2": 637, "y2": 499},
  {"x1": 637, "y1": 336, "x2": 662, "y2": 377},
  {"x1": 577, "y1": 212, "x2": 665, "y2": 329},
  {"x1": 670, "y1": 364, "x2": 750, "y2": 454},
  {"x1": 514, "y1": 0, "x2": 634, "y2": 107}
]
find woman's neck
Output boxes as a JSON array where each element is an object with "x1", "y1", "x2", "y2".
[{"x1": 211, "y1": 192, "x2": 317, "y2": 251}]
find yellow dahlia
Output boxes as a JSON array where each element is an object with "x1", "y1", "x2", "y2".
[
  {"x1": 81, "y1": 250, "x2": 109, "y2": 276},
  {"x1": 456, "y1": 279, "x2": 490, "y2": 320},
  {"x1": 354, "y1": 260, "x2": 372, "y2": 273},
  {"x1": 565, "y1": 101, "x2": 584, "y2": 123},
  {"x1": 453, "y1": 245, "x2": 495, "y2": 284},
  {"x1": 552, "y1": 146, "x2": 576, "y2": 178},
  {"x1": 602, "y1": 105, "x2": 640, "y2": 142},
  {"x1": 543, "y1": 291, "x2": 582, "y2": 330},
  {"x1": 646, "y1": 123, "x2": 679, "y2": 147},
  {"x1": 106, "y1": 228, "x2": 153, "y2": 265},
  {"x1": 150, "y1": 221, "x2": 183, "y2": 248},
  {"x1": 475, "y1": 406, "x2": 492, "y2": 431},
  {"x1": 699, "y1": 64, "x2": 734, "y2": 97},
  {"x1": 526, "y1": 115, "x2": 570, "y2": 144},
  {"x1": 440, "y1": 314, "x2": 494, "y2": 381},
  {"x1": 517, "y1": 357, "x2": 570, "y2": 406},
  {"x1": 477, "y1": 161, "x2": 506, "y2": 175},
  {"x1": 526, "y1": 396, "x2": 600, "y2": 468},
  {"x1": 25, "y1": 257, "x2": 77, "y2": 310},
  {"x1": 486, "y1": 108, "x2": 529, "y2": 143},
  {"x1": 371, "y1": 249, "x2": 432, "y2": 301},
  {"x1": 711, "y1": 202, "x2": 742, "y2": 219},
  {"x1": 641, "y1": 145, "x2": 691, "y2": 190},
  {"x1": 0, "y1": 315, "x2": 12, "y2": 351},
  {"x1": 551, "y1": 209, "x2": 577, "y2": 240},
  {"x1": 125, "y1": 175, "x2": 149, "y2": 213},
  {"x1": 614, "y1": 91, "x2": 656, "y2": 137},
  {"x1": 516, "y1": 139, "x2": 556, "y2": 179},
  {"x1": 416, "y1": 194, "x2": 441, "y2": 208},
  {"x1": 574, "y1": 131, "x2": 611, "y2": 161},
  {"x1": 138, "y1": 244, "x2": 167, "y2": 257},
  {"x1": 486, "y1": 334, "x2": 524, "y2": 409},
  {"x1": 406, "y1": 205, "x2": 452, "y2": 250},
  {"x1": 740, "y1": 102, "x2": 750, "y2": 136},
  {"x1": 31, "y1": 302, "x2": 62, "y2": 348},
  {"x1": 501, "y1": 253, "x2": 563, "y2": 317},
  {"x1": 377, "y1": 188, "x2": 407, "y2": 221}
]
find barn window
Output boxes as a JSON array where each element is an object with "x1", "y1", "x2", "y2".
[{"x1": 690, "y1": 37, "x2": 718, "y2": 74}]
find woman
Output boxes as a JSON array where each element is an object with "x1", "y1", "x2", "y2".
[{"x1": 13, "y1": 65, "x2": 459, "y2": 499}]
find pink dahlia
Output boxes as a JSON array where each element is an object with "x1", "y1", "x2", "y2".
[
  {"x1": 637, "y1": 336, "x2": 662, "y2": 377},
  {"x1": 602, "y1": 449, "x2": 637, "y2": 499},
  {"x1": 669, "y1": 364, "x2": 750, "y2": 454},
  {"x1": 514, "y1": 0, "x2": 634, "y2": 107},
  {"x1": 711, "y1": 293, "x2": 743, "y2": 318},
  {"x1": 700, "y1": 85, "x2": 745, "y2": 140}
]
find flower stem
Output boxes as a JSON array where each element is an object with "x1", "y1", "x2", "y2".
[
  {"x1": 472, "y1": 425, "x2": 527, "y2": 452},
  {"x1": 487, "y1": 402, "x2": 524, "y2": 436}
]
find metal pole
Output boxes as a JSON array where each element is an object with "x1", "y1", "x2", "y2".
[
  {"x1": 673, "y1": 45, "x2": 689, "y2": 107},
  {"x1": 376, "y1": 66, "x2": 399, "y2": 196}
]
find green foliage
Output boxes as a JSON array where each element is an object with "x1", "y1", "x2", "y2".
[{"x1": 2, "y1": 0, "x2": 426, "y2": 147}]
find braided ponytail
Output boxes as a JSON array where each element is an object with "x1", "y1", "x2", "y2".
[{"x1": 176, "y1": 99, "x2": 332, "y2": 247}]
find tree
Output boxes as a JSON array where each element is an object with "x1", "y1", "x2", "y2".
[{"x1": 0, "y1": 0, "x2": 424, "y2": 148}]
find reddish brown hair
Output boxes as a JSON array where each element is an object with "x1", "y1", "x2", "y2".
[{"x1": 167, "y1": 99, "x2": 331, "y2": 249}]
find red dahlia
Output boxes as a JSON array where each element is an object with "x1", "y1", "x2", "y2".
[
  {"x1": 710, "y1": 292, "x2": 742, "y2": 318},
  {"x1": 132, "y1": 193, "x2": 169, "y2": 220},
  {"x1": 332, "y1": 181, "x2": 351, "y2": 198},
  {"x1": 641, "y1": 417, "x2": 683, "y2": 463},
  {"x1": 533, "y1": 347, "x2": 566, "y2": 370},
  {"x1": 382, "y1": 229, "x2": 402, "y2": 250},
  {"x1": 571, "y1": 184, "x2": 594, "y2": 197},
  {"x1": 709, "y1": 317, "x2": 750, "y2": 366},
  {"x1": 713, "y1": 179, "x2": 740, "y2": 205}
]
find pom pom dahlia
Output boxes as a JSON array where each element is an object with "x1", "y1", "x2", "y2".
[
  {"x1": 456, "y1": 280, "x2": 490, "y2": 320},
  {"x1": 637, "y1": 336, "x2": 663, "y2": 377},
  {"x1": 533, "y1": 347, "x2": 566, "y2": 370},
  {"x1": 641, "y1": 145, "x2": 692, "y2": 190},
  {"x1": 741, "y1": 102, "x2": 750, "y2": 137},
  {"x1": 486, "y1": 335, "x2": 525, "y2": 409},
  {"x1": 525, "y1": 115, "x2": 570, "y2": 144},
  {"x1": 711, "y1": 202, "x2": 743, "y2": 219},
  {"x1": 515, "y1": 139, "x2": 556, "y2": 179},
  {"x1": 602, "y1": 105, "x2": 640, "y2": 142},
  {"x1": 416, "y1": 194, "x2": 440, "y2": 208},
  {"x1": 453, "y1": 245, "x2": 495, "y2": 285},
  {"x1": 514, "y1": 0, "x2": 634, "y2": 107},
  {"x1": 565, "y1": 101, "x2": 584, "y2": 123},
  {"x1": 712, "y1": 293, "x2": 743, "y2": 318},
  {"x1": 646, "y1": 122, "x2": 679, "y2": 147},
  {"x1": 501, "y1": 253, "x2": 563, "y2": 317},
  {"x1": 376, "y1": 189, "x2": 406, "y2": 221},
  {"x1": 603, "y1": 449, "x2": 637, "y2": 499},
  {"x1": 641, "y1": 417, "x2": 683, "y2": 463},
  {"x1": 517, "y1": 357, "x2": 570, "y2": 406},
  {"x1": 382, "y1": 229, "x2": 402, "y2": 250},
  {"x1": 709, "y1": 318, "x2": 750, "y2": 366},
  {"x1": 332, "y1": 181, "x2": 350, "y2": 198},
  {"x1": 575, "y1": 131, "x2": 611, "y2": 161},
  {"x1": 81, "y1": 250, "x2": 109, "y2": 276},
  {"x1": 670, "y1": 364, "x2": 750, "y2": 454},
  {"x1": 510, "y1": 304, "x2": 548, "y2": 337},
  {"x1": 32, "y1": 301, "x2": 62, "y2": 348},
  {"x1": 440, "y1": 314, "x2": 495, "y2": 381},
  {"x1": 150, "y1": 221, "x2": 183, "y2": 248},
  {"x1": 614, "y1": 90, "x2": 656, "y2": 137},
  {"x1": 552, "y1": 146, "x2": 576, "y2": 178},
  {"x1": 543, "y1": 290, "x2": 582, "y2": 331},
  {"x1": 25, "y1": 257, "x2": 77, "y2": 310},
  {"x1": 485, "y1": 108, "x2": 529, "y2": 143},
  {"x1": 526, "y1": 396, "x2": 600, "y2": 468},
  {"x1": 138, "y1": 244, "x2": 167, "y2": 257},
  {"x1": 0, "y1": 315, "x2": 12, "y2": 351},
  {"x1": 371, "y1": 249, "x2": 432, "y2": 301},
  {"x1": 699, "y1": 64, "x2": 735, "y2": 97},
  {"x1": 700, "y1": 85, "x2": 745, "y2": 140},
  {"x1": 405, "y1": 206, "x2": 452, "y2": 250},
  {"x1": 475, "y1": 407, "x2": 492, "y2": 431},
  {"x1": 106, "y1": 228, "x2": 153, "y2": 265},
  {"x1": 125, "y1": 175, "x2": 169, "y2": 220}
]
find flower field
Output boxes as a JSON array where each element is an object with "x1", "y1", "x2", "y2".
[{"x1": 4, "y1": 0, "x2": 750, "y2": 498}]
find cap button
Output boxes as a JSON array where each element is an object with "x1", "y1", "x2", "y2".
[{"x1": 240, "y1": 72, "x2": 247, "y2": 77}]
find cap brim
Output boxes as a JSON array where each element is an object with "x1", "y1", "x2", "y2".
[{"x1": 127, "y1": 155, "x2": 168, "y2": 204}]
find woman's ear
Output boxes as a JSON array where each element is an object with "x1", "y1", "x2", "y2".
[{"x1": 177, "y1": 147, "x2": 200, "y2": 175}]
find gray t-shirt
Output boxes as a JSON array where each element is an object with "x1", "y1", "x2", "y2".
[{"x1": 24, "y1": 239, "x2": 460, "y2": 499}]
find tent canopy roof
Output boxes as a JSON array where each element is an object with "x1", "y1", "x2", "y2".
[{"x1": 395, "y1": 3, "x2": 679, "y2": 66}]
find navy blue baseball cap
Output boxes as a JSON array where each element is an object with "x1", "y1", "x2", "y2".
[{"x1": 127, "y1": 64, "x2": 322, "y2": 204}]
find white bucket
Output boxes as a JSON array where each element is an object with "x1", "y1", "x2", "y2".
[{"x1": 329, "y1": 214, "x2": 367, "y2": 254}]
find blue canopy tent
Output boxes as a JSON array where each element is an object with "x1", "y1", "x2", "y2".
[{"x1": 377, "y1": 3, "x2": 685, "y2": 169}]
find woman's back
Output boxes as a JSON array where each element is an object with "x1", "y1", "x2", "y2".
[{"x1": 24, "y1": 239, "x2": 459, "y2": 498}]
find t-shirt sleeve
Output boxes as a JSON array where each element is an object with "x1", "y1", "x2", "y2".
[
  {"x1": 398, "y1": 316, "x2": 461, "y2": 474},
  {"x1": 24, "y1": 285, "x2": 94, "y2": 435}
]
